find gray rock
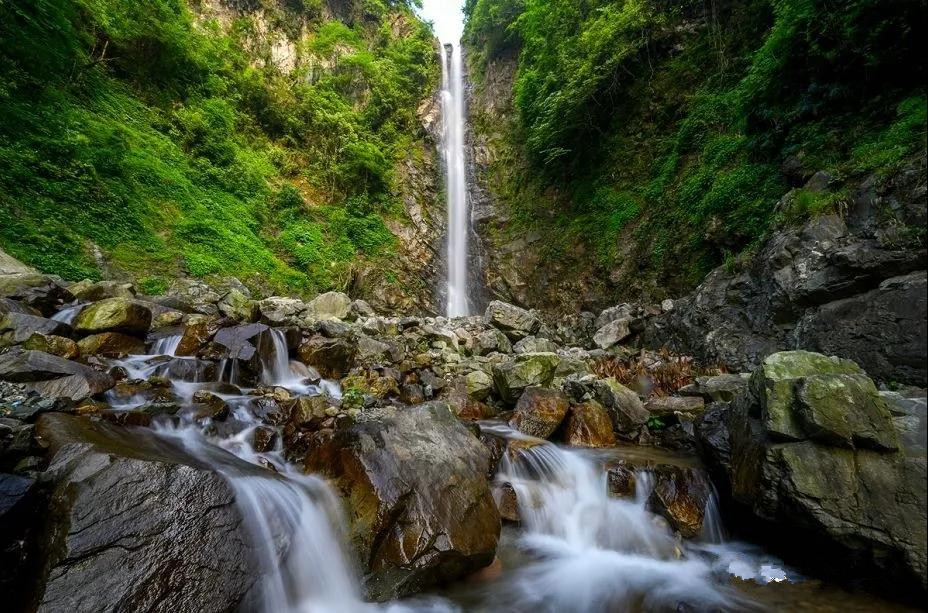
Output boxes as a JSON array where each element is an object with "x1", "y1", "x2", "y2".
[
  {"x1": 0, "y1": 273, "x2": 73, "y2": 316},
  {"x1": 258, "y1": 297, "x2": 306, "y2": 326},
  {"x1": 492, "y1": 353, "x2": 560, "y2": 405},
  {"x1": 678, "y1": 374, "x2": 749, "y2": 402},
  {"x1": 593, "y1": 317, "x2": 633, "y2": 349},
  {"x1": 512, "y1": 336, "x2": 558, "y2": 354},
  {"x1": 304, "y1": 291, "x2": 351, "y2": 321},
  {"x1": 0, "y1": 349, "x2": 114, "y2": 402},
  {"x1": 589, "y1": 378, "x2": 648, "y2": 436},
  {"x1": 484, "y1": 301, "x2": 540, "y2": 340},
  {"x1": 1, "y1": 311, "x2": 71, "y2": 344}
]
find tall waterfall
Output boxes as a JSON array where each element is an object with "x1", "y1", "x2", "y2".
[{"x1": 440, "y1": 43, "x2": 470, "y2": 317}]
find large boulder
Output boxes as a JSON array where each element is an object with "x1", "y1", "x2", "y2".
[
  {"x1": 1, "y1": 311, "x2": 71, "y2": 345},
  {"x1": 303, "y1": 402, "x2": 500, "y2": 600},
  {"x1": 509, "y1": 387, "x2": 569, "y2": 439},
  {"x1": 0, "y1": 349, "x2": 114, "y2": 402},
  {"x1": 567, "y1": 377, "x2": 648, "y2": 437},
  {"x1": 297, "y1": 336, "x2": 356, "y2": 379},
  {"x1": 304, "y1": 291, "x2": 351, "y2": 321},
  {"x1": 0, "y1": 273, "x2": 73, "y2": 316},
  {"x1": 77, "y1": 332, "x2": 146, "y2": 357},
  {"x1": 492, "y1": 352, "x2": 560, "y2": 405},
  {"x1": 711, "y1": 351, "x2": 927, "y2": 595},
  {"x1": 70, "y1": 280, "x2": 135, "y2": 302},
  {"x1": 30, "y1": 414, "x2": 257, "y2": 612},
  {"x1": 484, "y1": 301, "x2": 541, "y2": 340},
  {"x1": 562, "y1": 400, "x2": 617, "y2": 447},
  {"x1": 73, "y1": 298, "x2": 152, "y2": 336}
]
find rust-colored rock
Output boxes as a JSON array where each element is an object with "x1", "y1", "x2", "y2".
[
  {"x1": 297, "y1": 336, "x2": 355, "y2": 378},
  {"x1": 563, "y1": 400, "x2": 617, "y2": 448},
  {"x1": 77, "y1": 332, "x2": 145, "y2": 357},
  {"x1": 509, "y1": 387, "x2": 569, "y2": 439},
  {"x1": 304, "y1": 402, "x2": 500, "y2": 601}
]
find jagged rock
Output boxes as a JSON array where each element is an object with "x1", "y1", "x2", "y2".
[
  {"x1": 297, "y1": 336, "x2": 355, "y2": 379},
  {"x1": 1, "y1": 311, "x2": 71, "y2": 344},
  {"x1": 492, "y1": 483, "x2": 520, "y2": 522},
  {"x1": 23, "y1": 333, "x2": 79, "y2": 359},
  {"x1": 712, "y1": 351, "x2": 927, "y2": 595},
  {"x1": 677, "y1": 374, "x2": 749, "y2": 402},
  {"x1": 355, "y1": 336, "x2": 391, "y2": 364},
  {"x1": 444, "y1": 382, "x2": 495, "y2": 421},
  {"x1": 593, "y1": 318, "x2": 632, "y2": 350},
  {"x1": 512, "y1": 336, "x2": 558, "y2": 354},
  {"x1": 77, "y1": 332, "x2": 146, "y2": 357},
  {"x1": 258, "y1": 297, "x2": 306, "y2": 325},
  {"x1": 475, "y1": 328, "x2": 512, "y2": 355},
  {"x1": 73, "y1": 298, "x2": 152, "y2": 336},
  {"x1": 0, "y1": 349, "x2": 114, "y2": 402},
  {"x1": 563, "y1": 400, "x2": 616, "y2": 447},
  {"x1": 510, "y1": 387, "x2": 569, "y2": 438},
  {"x1": 492, "y1": 352, "x2": 560, "y2": 405},
  {"x1": 587, "y1": 377, "x2": 648, "y2": 436},
  {"x1": 175, "y1": 314, "x2": 219, "y2": 357},
  {"x1": 0, "y1": 248, "x2": 35, "y2": 275},
  {"x1": 31, "y1": 414, "x2": 257, "y2": 612},
  {"x1": 303, "y1": 402, "x2": 500, "y2": 600},
  {"x1": 0, "y1": 273, "x2": 73, "y2": 316},
  {"x1": 645, "y1": 396, "x2": 706, "y2": 418},
  {"x1": 304, "y1": 291, "x2": 351, "y2": 321},
  {"x1": 648, "y1": 465, "x2": 715, "y2": 539},
  {"x1": 71, "y1": 280, "x2": 135, "y2": 302},
  {"x1": 217, "y1": 288, "x2": 257, "y2": 322},
  {"x1": 484, "y1": 301, "x2": 540, "y2": 340},
  {"x1": 464, "y1": 370, "x2": 494, "y2": 401},
  {"x1": 161, "y1": 279, "x2": 222, "y2": 315}
]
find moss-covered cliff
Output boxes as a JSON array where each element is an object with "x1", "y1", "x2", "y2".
[{"x1": 0, "y1": 0, "x2": 443, "y2": 310}]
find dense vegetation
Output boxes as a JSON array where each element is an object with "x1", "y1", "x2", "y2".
[
  {"x1": 0, "y1": 0, "x2": 437, "y2": 295},
  {"x1": 465, "y1": 0, "x2": 927, "y2": 293}
]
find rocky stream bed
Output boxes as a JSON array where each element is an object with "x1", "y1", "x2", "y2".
[{"x1": 1, "y1": 269, "x2": 925, "y2": 612}]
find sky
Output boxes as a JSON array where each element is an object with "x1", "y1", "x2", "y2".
[{"x1": 418, "y1": 0, "x2": 466, "y2": 44}]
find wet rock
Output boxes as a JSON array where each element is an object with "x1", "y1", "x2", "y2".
[
  {"x1": 76, "y1": 332, "x2": 146, "y2": 357},
  {"x1": 71, "y1": 280, "x2": 135, "y2": 302},
  {"x1": 210, "y1": 322, "x2": 269, "y2": 367},
  {"x1": 23, "y1": 333, "x2": 79, "y2": 359},
  {"x1": 175, "y1": 314, "x2": 219, "y2": 356},
  {"x1": 648, "y1": 466, "x2": 715, "y2": 539},
  {"x1": 715, "y1": 351, "x2": 927, "y2": 595},
  {"x1": 304, "y1": 402, "x2": 500, "y2": 600},
  {"x1": 492, "y1": 352, "x2": 560, "y2": 405},
  {"x1": 217, "y1": 288, "x2": 257, "y2": 322},
  {"x1": 0, "y1": 273, "x2": 73, "y2": 316},
  {"x1": 190, "y1": 391, "x2": 231, "y2": 421},
  {"x1": 475, "y1": 329, "x2": 512, "y2": 355},
  {"x1": 645, "y1": 396, "x2": 706, "y2": 418},
  {"x1": 492, "y1": 483, "x2": 520, "y2": 522},
  {"x1": 677, "y1": 374, "x2": 749, "y2": 402},
  {"x1": 304, "y1": 291, "x2": 351, "y2": 321},
  {"x1": 1, "y1": 311, "x2": 71, "y2": 345},
  {"x1": 0, "y1": 349, "x2": 114, "y2": 402},
  {"x1": 464, "y1": 370, "x2": 494, "y2": 401},
  {"x1": 73, "y1": 298, "x2": 152, "y2": 335},
  {"x1": 484, "y1": 301, "x2": 540, "y2": 340},
  {"x1": 881, "y1": 391, "x2": 927, "y2": 453},
  {"x1": 563, "y1": 400, "x2": 616, "y2": 447},
  {"x1": 32, "y1": 414, "x2": 257, "y2": 612},
  {"x1": 510, "y1": 387, "x2": 569, "y2": 439},
  {"x1": 298, "y1": 336, "x2": 356, "y2": 379},
  {"x1": 590, "y1": 377, "x2": 648, "y2": 436},
  {"x1": 607, "y1": 464, "x2": 637, "y2": 497},
  {"x1": 445, "y1": 383, "x2": 495, "y2": 421},
  {"x1": 252, "y1": 425, "x2": 278, "y2": 452}
]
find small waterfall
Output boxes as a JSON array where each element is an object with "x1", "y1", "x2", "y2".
[
  {"x1": 259, "y1": 328, "x2": 324, "y2": 396},
  {"x1": 52, "y1": 303, "x2": 83, "y2": 325},
  {"x1": 151, "y1": 334, "x2": 182, "y2": 357},
  {"x1": 440, "y1": 43, "x2": 470, "y2": 317}
]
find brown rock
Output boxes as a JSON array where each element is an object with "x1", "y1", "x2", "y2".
[
  {"x1": 509, "y1": 387, "x2": 569, "y2": 439},
  {"x1": 297, "y1": 336, "x2": 355, "y2": 379},
  {"x1": 563, "y1": 400, "x2": 617, "y2": 448},
  {"x1": 77, "y1": 332, "x2": 145, "y2": 357},
  {"x1": 645, "y1": 396, "x2": 706, "y2": 417},
  {"x1": 493, "y1": 483, "x2": 520, "y2": 522},
  {"x1": 23, "y1": 333, "x2": 79, "y2": 359}
]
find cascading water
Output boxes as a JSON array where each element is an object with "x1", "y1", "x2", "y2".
[{"x1": 440, "y1": 43, "x2": 470, "y2": 317}]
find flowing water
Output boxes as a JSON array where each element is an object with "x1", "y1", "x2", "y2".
[{"x1": 440, "y1": 42, "x2": 470, "y2": 317}]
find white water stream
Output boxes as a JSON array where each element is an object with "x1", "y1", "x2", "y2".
[{"x1": 440, "y1": 42, "x2": 470, "y2": 317}]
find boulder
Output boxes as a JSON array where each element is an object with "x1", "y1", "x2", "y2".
[
  {"x1": 645, "y1": 396, "x2": 706, "y2": 418},
  {"x1": 464, "y1": 370, "x2": 494, "y2": 401},
  {"x1": 31, "y1": 414, "x2": 257, "y2": 612},
  {"x1": 509, "y1": 387, "x2": 569, "y2": 439},
  {"x1": 492, "y1": 352, "x2": 560, "y2": 405},
  {"x1": 161, "y1": 278, "x2": 222, "y2": 315},
  {"x1": 70, "y1": 280, "x2": 135, "y2": 302},
  {"x1": 304, "y1": 402, "x2": 500, "y2": 600},
  {"x1": 881, "y1": 391, "x2": 927, "y2": 454},
  {"x1": 0, "y1": 311, "x2": 71, "y2": 344},
  {"x1": 593, "y1": 318, "x2": 632, "y2": 350},
  {"x1": 512, "y1": 336, "x2": 558, "y2": 354},
  {"x1": 23, "y1": 333, "x2": 79, "y2": 359},
  {"x1": 304, "y1": 291, "x2": 351, "y2": 321},
  {"x1": 0, "y1": 349, "x2": 114, "y2": 402},
  {"x1": 77, "y1": 332, "x2": 146, "y2": 357},
  {"x1": 474, "y1": 329, "x2": 512, "y2": 355},
  {"x1": 217, "y1": 288, "x2": 257, "y2": 322},
  {"x1": 0, "y1": 273, "x2": 73, "y2": 316},
  {"x1": 484, "y1": 301, "x2": 540, "y2": 340},
  {"x1": 712, "y1": 351, "x2": 927, "y2": 595},
  {"x1": 258, "y1": 297, "x2": 306, "y2": 326},
  {"x1": 175, "y1": 314, "x2": 218, "y2": 357},
  {"x1": 0, "y1": 248, "x2": 36, "y2": 275},
  {"x1": 677, "y1": 374, "x2": 749, "y2": 402},
  {"x1": 590, "y1": 378, "x2": 648, "y2": 436},
  {"x1": 563, "y1": 400, "x2": 616, "y2": 447},
  {"x1": 73, "y1": 298, "x2": 152, "y2": 336},
  {"x1": 297, "y1": 336, "x2": 356, "y2": 379}
]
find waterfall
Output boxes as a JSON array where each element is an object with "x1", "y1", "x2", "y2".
[{"x1": 440, "y1": 43, "x2": 470, "y2": 317}]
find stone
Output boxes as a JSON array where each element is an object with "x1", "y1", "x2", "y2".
[
  {"x1": 0, "y1": 273, "x2": 73, "y2": 316},
  {"x1": 355, "y1": 336, "x2": 392, "y2": 364},
  {"x1": 590, "y1": 378, "x2": 648, "y2": 436},
  {"x1": 593, "y1": 317, "x2": 633, "y2": 350},
  {"x1": 71, "y1": 280, "x2": 135, "y2": 302},
  {"x1": 563, "y1": 400, "x2": 617, "y2": 447},
  {"x1": 73, "y1": 298, "x2": 152, "y2": 335},
  {"x1": 0, "y1": 311, "x2": 71, "y2": 344},
  {"x1": 645, "y1": 396, "x2": 706, "y2": 417},
  {"x1": 648, "y1": 465, "x2": 715, "y2": 539},
  {"x1": 304, "y1": 291, "x2": 351, "y2": 321},
  {"x1": 175, "y1": 314, "x2": 218, "y2": 356},
  {"x1": 795, "y1": 374, "x2": 897, "y2": 451},
  {"x1": 303, "y1": 402, "x2": 500, "y2": 600},
  {"x1": 512, "y1": 336, "x2": 558, "y2": 354},
  {"x1": 881, "y1": 391, "x2": 927, "y2": 454},
  {"x1": 474, "y1": 329, "x2": 512, "y2": 355},
  {"x1": 297, "y1": 336, "x2": 355, "y2": 379},
  {"x1": 217, "y1": 288, "x2": 258, "y2": 322},
  {"x1": 677, "y1": 374, "x2": 749, "y2": 402},
  {"x1": 484, "y1": 301, "x2": 540, "y2": 340},
  {"x1": 492, "y1": 353, "x2": 560, "y2": 405},
  {"x1": 493, "y1": 483, "x2": 520, "y2": 522},
  {"x1": 23, "y1": 334, "x2": 79, "y2": 359},
  {"x1": 32, "y1": 414, "x2": 257, "y2": 612},
  {"x1": 258, "y1": 297, "x2": 306, "y2": 326},
  {"x1": 510, "y1": 387, "x2": 569, "y2": 439},
  {"x1": 0, "y1": 349, "x2": 114, "y2": 402},
  {"x1": 464, "y1": 370, "x2": 494, "y2": 401},
  {"x1": 77, "y1": 332, "x2": 146, "y2": 357},
  {"x1": 0, "y1": 248, "x2": 36, "y2": 275}
]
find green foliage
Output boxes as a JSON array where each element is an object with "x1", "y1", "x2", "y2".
[
  {"x1": 465, "y1": 0, "x2": 926, "y2": 294},
  {"x1": 0, "y1": 0, "x2": 438, "y2": 295}
]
